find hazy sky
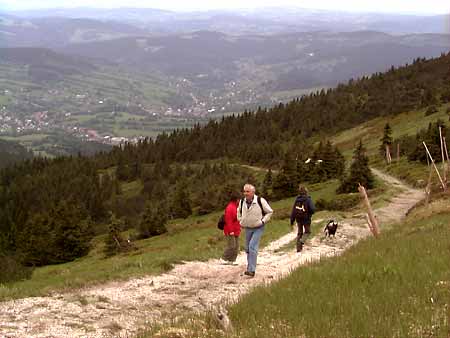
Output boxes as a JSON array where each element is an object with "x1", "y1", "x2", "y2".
[{"x1": 0, "y1": 0, "x2": 449, "y2": 15}]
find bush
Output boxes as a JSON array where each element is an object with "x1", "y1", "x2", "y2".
[
  {"x1": 0, "y1": 254, "x2": 34, "y2": 283},
  {"x1": 136, "y1": 203, "x2": 168, "y2": 240},
  {"x1": 424, "y1": 105, "x2": 438, "y2": 116}
]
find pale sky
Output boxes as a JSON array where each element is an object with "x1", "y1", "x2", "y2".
[{"x1": 0, "y1": 0, "x2": 449, "y2": 15}]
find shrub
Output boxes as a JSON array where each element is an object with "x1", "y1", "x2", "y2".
[
  {"x1": 136, "y1": 203, "x2": 168, "y2": 240},
  {"x1": 424, "y1": 105, "x2": 438, "y2": 116},
  {"x1": 0, "y1": 254, "x2": 34, "y2": 283}
]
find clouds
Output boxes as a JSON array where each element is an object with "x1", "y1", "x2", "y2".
[{"x1": 1, "y1": 0, "x2": 449, "y2": 14}]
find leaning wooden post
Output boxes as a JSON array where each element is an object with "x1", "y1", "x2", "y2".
[
  {"x1": 385, "y1": 144, "x2": 392, "y2": 164},
  {"x1": 423, "y1": 141, "x2": 446, "y2": 190},
  {"x1": 358, "y1": 183, "x2": 380, "y2": 237},
  {"x1": 439, "y1": 126, "x2": 446, "y2": 184},
  {"x1": 396, "y1": 143, "x2": 400, "y2": 163},
  {"x1": 425, "y1": 164, "x2": 434, "y2": 205},
  {"x1": 444, "y1": 136, "x2": 449, "y2": 183}
]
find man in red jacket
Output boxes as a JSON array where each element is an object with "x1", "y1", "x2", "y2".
[{"x1": 220, "y1": 191, "x2": 242, "y2": 264}]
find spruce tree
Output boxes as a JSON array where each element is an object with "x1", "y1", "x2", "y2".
[
  {"x1": 338, "y1": 140, "x2": 374, "y2": 193},
  {"x1": 137, "y1": 202, "x2": 168, "y2": 239},
  {"x1": 104, "y1": 213, "x2": 127, "y2": 257},
  {"x1": 171, "y1": 179, "x2": 192, "y2": 219},
  {"x1": 261, "y1": 169, "x2": 273, "y2": 199},
  {"x1": 272, "y1": 153, "x2": 297, "y2": 198},
  {"x1": 380, "y1": 123, "x2": 393, "y2": 158}
]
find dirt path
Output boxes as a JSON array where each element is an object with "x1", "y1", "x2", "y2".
[{"x1": 0, "y1": 170, "x2": 424, "y2": 338}]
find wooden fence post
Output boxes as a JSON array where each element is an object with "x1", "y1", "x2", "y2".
[
  {"x1": 425, "y1": 164, "x2": 433, "y2": 205},
  {"x1": 358, "y1": 184, "x2": 380, "y2": 237},
  {"x1": 444, "y1": 136, "x2": 449, "y2": 184},
  {"x1": 385, "y1": 144, "x2": 392, "y2": 164},
  {"x1": 423, "y1": 141, "x2": 446, "y2": 190},
  {"x1": 439, "y1": 126, "x2": 447, "y2": 185},
  {"x1": 396, "y1": 143, "x2": 400, "y2": 162}
]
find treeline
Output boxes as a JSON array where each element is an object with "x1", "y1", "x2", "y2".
[
  {"x1": 0, "y1": 139, "x2": 33, "y2": 169},
  {"x1": 395, "y1": 120, "x2": 450, "y2": 163}
]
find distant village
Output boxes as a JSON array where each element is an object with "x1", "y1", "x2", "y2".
[{"x1": 0, "y1": 79, "x2": 270, "y2": 145}]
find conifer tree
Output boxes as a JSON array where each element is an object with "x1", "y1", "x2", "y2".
[
  {"x1": 380, "y1": 123, "x2": 393, "y2": 159},
  {"x1": 338, "y1": 140, "x2": 374, "y2": 193},
  {"x1": 104, "y1": 213, "x2": 127, "y2": 257},
  {"x1": 170, "y1": 179, "x2": 192, "y2": 219},
  {"x1": 261, "y1": 169, "x2": 273, "y2": 198},
  {"x1": 137, "y1": 202, "x2": 168, "y2": 239},
  {"x1": 272, "y1": 154, "x2": 297, "y2": 198}
]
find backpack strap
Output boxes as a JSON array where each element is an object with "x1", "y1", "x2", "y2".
[
  {"x1": 257, "y1": 196, "x2": 266, "y2": 216},
  {"x1": 240, "y1": 196, "x2": 266, "y2": 217}
]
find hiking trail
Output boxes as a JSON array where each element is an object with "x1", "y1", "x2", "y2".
[{"x1": 0, "y1": 169, "x2": 424, "y2": 338}]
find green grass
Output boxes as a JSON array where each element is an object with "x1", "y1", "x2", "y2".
[
  {"x1": 0, "y1": 134, "x2": 49, "y2": 142},
  {"x1": 120, "y1": 180, "x2": 144, "y2": 198},
  {"x1": 332, "y1": 104, "x2": 450, "y2": 160},
  {"x1": 0, "y1": 94, "x2": 10, "y2": 106},
  {"x1": 225, "y1": 196, "x2": 450, "y2": 338}
]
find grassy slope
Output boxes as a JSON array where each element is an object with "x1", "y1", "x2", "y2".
[
  {"x1": 2, "y1": 99, "x2": 449, "y2": 335},
  {"x1": 224, "y1": 197, "x2": 450, "y2": 338},
  {"x1": 331, "y1": 103, "x2": 450, "y2": 187},
  {"x1": 147, "y1": 196, "x2": 449, "y2": 338},
  {"x1": 141, "y1": 105, "x2": 450, "y2": 337}
]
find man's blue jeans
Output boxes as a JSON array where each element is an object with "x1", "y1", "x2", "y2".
[{"x1": 244, "y1": 225, "x2": 264, "y2": 273}]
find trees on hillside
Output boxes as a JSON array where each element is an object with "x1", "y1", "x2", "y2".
[
  {"x1": 407, "y1": 120, "x2": 448, "y2": 164},
  {"x1": 271, "y1": 142, "x2": 345, "y2": 198}
]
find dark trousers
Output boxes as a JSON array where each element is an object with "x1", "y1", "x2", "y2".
[
  {"x1": 296, "y1": 223, "x2": 311, "y2": 251},
  {"x1": 223, "y1": 235, "x2": 239, "y2": 262}
]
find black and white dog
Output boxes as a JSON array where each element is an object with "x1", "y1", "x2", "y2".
[{"x1": 324, "y1": 220, "x2": 338, "y2": 237}]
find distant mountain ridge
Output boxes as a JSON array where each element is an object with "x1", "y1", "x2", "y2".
[
  {"x1": 57, "y1": 30, "x2": 450, "y2": 91},
  {"x1": 0, "y1": 15, "x2": 149, "y2": 48},
  {"x1": 6, "y1": 7, "x2": 449, "y2": 35},
  {"x1": 0, "y1": 47, "x2": 97, "y2": 82}
]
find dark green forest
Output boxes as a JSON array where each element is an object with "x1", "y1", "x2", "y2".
[
  {"x1": 1, "y1": 53, "x2": 450, "y2": 274},
  {"x1": 0, "y1": 139, "x2": 33, "y2": 169}
]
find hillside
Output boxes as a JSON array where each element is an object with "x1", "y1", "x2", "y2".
[
  {"x1": 0, "y1": 171, "x2": 425, "y2": 337},
  {"x1": 0, "y1": 53, "x2": 449, "y2": 268},
  {"x1": 0, "y1": 47, "x2": 196, "y2": 150},
  {"x1": 0, "y1": 15, "x2": 148, "y2": 48},
  {"x1": 59, "y1": 30, "x2": 450, "y2": 92}
]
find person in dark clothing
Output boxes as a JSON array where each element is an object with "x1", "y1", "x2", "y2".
[{"x1": 290, "y1": 185, "x2": 315, "y2": 252}]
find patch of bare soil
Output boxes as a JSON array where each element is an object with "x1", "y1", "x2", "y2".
[{"x1": 0, "y1": 170, "x2": 424, "y2": 338}]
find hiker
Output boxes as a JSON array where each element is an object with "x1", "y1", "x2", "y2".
[
  {"x1": 220, "y1": 190, "x2": 242, "y2": 265},
  {"x1": 290, "y1": 185, "x2": 315, "y2": 253},
  {"x1": 237, "y1": 183, "x2": 273, "y2": 277}
]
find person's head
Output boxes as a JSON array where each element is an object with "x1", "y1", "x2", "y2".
[
  {"x1": 243, "y1": 183, "x2": 255, "y2": 201},
  {"x1": 228, "y1": 190, "x2": 241, "y2": 202},
  {"x1": 298, "y1": 185, "x2": 308, "y2": 196}
]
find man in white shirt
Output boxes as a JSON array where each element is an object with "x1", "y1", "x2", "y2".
[{"x1": 237, "y1": 183, "x2": 273, "y2": 277}]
